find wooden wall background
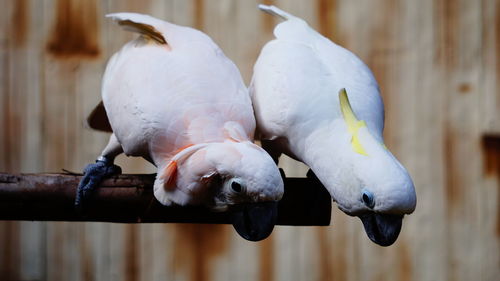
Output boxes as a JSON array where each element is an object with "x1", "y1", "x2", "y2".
[{"x1": 1, "y1": 0, "x2": 499, "y2": 280}]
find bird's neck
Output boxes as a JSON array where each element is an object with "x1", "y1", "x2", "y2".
[{"x1": 295, "y1": 120, "x2": 352, "y2": 201}]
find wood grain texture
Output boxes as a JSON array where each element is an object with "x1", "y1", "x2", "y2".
[
  {"x1": 0, "y1": 173, "x2": 331, "y2": 226},
  {"x1": 0, "y1": 0, "x2": 499, "y2": 280}
]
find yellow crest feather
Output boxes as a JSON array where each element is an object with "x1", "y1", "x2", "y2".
[{"x1": 339, "y1": 88, "x2": 369, "y2": 156}]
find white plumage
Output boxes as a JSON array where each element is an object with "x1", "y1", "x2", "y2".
[
  {"x1": 98, "y1": 13, "x2": 283, "y2": 209},
  {"x1": 251, "y1": 5, "x2": 416, "y2": 246}
]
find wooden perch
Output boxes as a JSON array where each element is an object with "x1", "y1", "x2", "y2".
[{"x1": 0, "y1": 173, "x2": 332, "y2": 226}]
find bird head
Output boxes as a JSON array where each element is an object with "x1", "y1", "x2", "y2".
[
  {"x1": 203, "y1": 140, "x2": 284, "y2": 241},
  {"x1": 325, "y1": 89, "x2": 416, "y2": 246},
  {"x1": 203, "y1": 141, "x2": 284, "y2": 209},
  {"x1": 153, "y1": 136, "x2": 284, "y2": 241}
]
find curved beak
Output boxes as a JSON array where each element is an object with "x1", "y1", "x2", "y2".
[
  {"x1": 358, "y1": 213, "x2": 403, "y2": 247},
  {"x1": 230, "y1": 201, "x2": 278, "y2": 242}
]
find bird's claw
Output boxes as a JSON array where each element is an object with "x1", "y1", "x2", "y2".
[{"x1": 75, "y1": 158, "x2": 121, "y2": 213}]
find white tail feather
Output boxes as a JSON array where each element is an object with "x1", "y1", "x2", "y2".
[{"x1": 258, "y1": 4, "x2": 295, "y2": 20}]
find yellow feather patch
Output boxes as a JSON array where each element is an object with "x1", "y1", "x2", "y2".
[
  {"x1": 339, "y1": 88, "x2": 369, "y2": 156},
  {"x1": 350, "y1": 121, "x2": 369, "y2": 156}
]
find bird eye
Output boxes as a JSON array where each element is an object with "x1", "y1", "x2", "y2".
[
  {"x1": 362, "y1": 189, "x2": 375, "y2": 208},
  {"x1": 231, "y1": 181, "x2": 243, "y2": 193}
]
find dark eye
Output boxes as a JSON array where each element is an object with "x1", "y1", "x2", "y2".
[
  {"x1": 362, "y1": 189, "x2": 375, "y2": 208},
  {"x1": 231, "y1": 181, "x2": 242, "y2": 193}
]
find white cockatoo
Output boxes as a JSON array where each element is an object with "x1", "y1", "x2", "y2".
[
  {"x1": 78, "y1": 13, "x2": 284, "y2": 241},
  {"x1": 250, "y1": 5, "x2": 416, "y2": 246}
]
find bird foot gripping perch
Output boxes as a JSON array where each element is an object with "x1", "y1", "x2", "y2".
[
  {"x1": 75, "y1": 156, "x2": 121, "y2": 213},
  {"x1": 74, "y1": 12, "x2": 285, "y2": 242}
]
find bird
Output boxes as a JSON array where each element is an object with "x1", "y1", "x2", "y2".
[
  {"x1": 77, "y1": 12, "x2": 284, "y2": 241},
  {"x1": 250, "y1": 5, "x2": 416, "y2": 246}
]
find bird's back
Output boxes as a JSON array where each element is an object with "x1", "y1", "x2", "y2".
[
  {"x1": 251, "y1": 11, "x2": 385, "y2": 143},
  {"x1": 102, "y1": 13, "x2": 254, "y2": 163}
]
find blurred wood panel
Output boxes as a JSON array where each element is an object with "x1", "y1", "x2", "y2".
[{"x1": 0, "y1": 0, "x2": 499, "y2": 281}]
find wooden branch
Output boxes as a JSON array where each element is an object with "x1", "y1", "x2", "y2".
[{"x1": 0, "y1": 173, "x2": 332, "y2": 226}]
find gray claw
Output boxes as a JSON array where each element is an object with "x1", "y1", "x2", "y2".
[{"x1": 75, "y1": 158, "x2": 121, "y2": 213}]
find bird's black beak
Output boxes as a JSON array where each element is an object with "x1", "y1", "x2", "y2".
[
  {"x1": 230, "y1": 201, "x2": 278, "y2": 242},
  {"x1": 358, "y1": 213, "x2": 403, "y2": 247}
]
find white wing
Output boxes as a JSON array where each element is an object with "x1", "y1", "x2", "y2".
[
  {"x1": 103, "y1": 13, "x2": 254, "y2": 163},
  {"x1": 251, "y1": 6, "x2": 384, "y2": 142}
]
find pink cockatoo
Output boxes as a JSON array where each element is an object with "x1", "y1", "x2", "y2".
[{"x1": 78, "y1": 13, "x2": 284, "y2": 241}]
